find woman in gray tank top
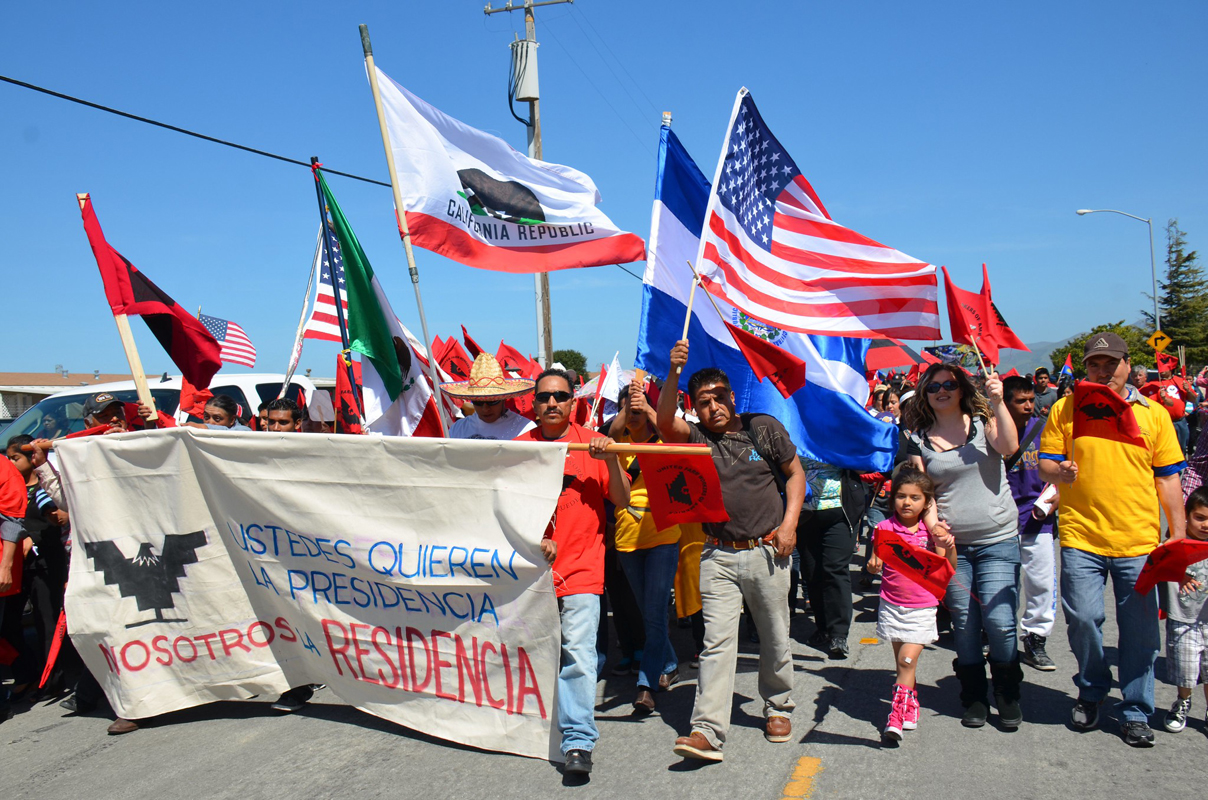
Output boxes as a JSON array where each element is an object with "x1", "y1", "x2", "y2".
[{"x1": 904, "y1": 362, "x2": 1021, "y2": 730}]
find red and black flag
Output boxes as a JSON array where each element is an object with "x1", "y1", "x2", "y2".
[
  {"x1": 873, "y1": 528, "x2": 955, "y2": 600},
  {"x1": 1072, "y1": 381, "x2": 1144, "y2": 448},
  {"x1": 461, "y1": 325, "x2": 485, "y2": 359},
  {"x1": 1134, "y1": 538, "x2": 1208, "y2": 595},
  {"x1": 435, "y1": 336, "x2": 474, "y2": 382},
  {"x1": 334, "y1": 355, "x2": 364, "y2": 435},
  {"x1": 635, "y1": 445, "x2": 730, "y2": 529},
  {"x1": 79, "y1": 195, "x2": 222, "y2": 389}
]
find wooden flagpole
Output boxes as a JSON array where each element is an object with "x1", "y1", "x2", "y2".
[
  {"x1": 360, "y1": 24, "x2": 447, "y2": 436},
  {"x1": 566, "y1": 442, "x2": 710, "y2": 455},
  {"x1": 79, "y1": 193, "x2": 155, "y2": 413}
]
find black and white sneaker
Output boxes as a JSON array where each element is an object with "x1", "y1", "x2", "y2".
[
  {"x1": 1021, "y1": 633, "x2": 1057, "y2": 671},
  {"x1": 1164, "y1": 697, "x2": 1192, "y2": 733},
  {"x1": 828, "y1": 637, "x2": 849, "y2": 660},
  {"x1": 1121, "y1": 720, "x2": 1155, "y2": 747},
  {"x1": 1070, "y1": 698, "x2": 1101, "y2": 731}
]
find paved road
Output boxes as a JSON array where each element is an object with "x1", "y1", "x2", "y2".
[{"x1": 6, "y1": 553, "x2": 1207, "y2": 799}]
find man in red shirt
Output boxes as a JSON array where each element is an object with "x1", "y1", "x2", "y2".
[
  {"x1": 516, "y1": 368, "x2": 630, "y2": 776},
  {"x1": 1142, "y1": 353, "x2": 1195, "y2": 454}
]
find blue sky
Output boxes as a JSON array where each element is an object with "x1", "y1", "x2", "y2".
[{"x1": 3, "y1": 1, "x2": 1205, "y2": 378}]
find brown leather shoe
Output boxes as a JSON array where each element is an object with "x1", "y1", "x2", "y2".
[
  {"x1": 658, "y1": 668, "x2": 680, "y2": 691},
  {"x1": 107, "y1": 717, "x2": 139, "y2": 735},
  {"x1": 765, "y1": 715, "x2": 792, "y2": 743},
  {"x1": 633, "y1": 689, "x2": 655, "y2": 715},
  {"x1": 673, "y1": 731, "x2": 724, "y2": 762}
]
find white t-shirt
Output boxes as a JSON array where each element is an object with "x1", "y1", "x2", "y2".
[{"x1": 448, "y1": 409, "x2": 535, "y2": 440}]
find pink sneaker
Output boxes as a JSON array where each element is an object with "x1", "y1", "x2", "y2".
[
  {"x1": 884, "y1": 684, "x2": 908, "y2": 741},
  {"x1": 903, "y1": 686, "x2": 919, "y2": 731}
]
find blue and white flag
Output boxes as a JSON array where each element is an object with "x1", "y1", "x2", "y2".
[{"x1": 635, "y1": 125, "x2": 897, "y2": 472}]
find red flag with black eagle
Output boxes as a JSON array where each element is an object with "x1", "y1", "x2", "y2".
[
  {"x1": 497, "y1": 341, "x2": 541, "y2": 379},
  {"x1": 79, "y1": 195, "x2": 222, "y2": 389},
  {"x1": 436, "y1": 337, "x2": 474, "y2": 383},
  {"x1": 1072, "y1": 381, "x2": 1145, "y2": 448},
  {"x1": 635, "y1": 445, "x2": 729, "y2": 529},
  {"x1": 941, "y1": 266, "x2": 999, "y2": 364},
  {"x1": 1134, "y1": 538, "x2": 1208, "y2": 595},
  {"x1": 334, "y1": 356, "x2": 364, "y2": 434},
  {"x1": 873, "y1": 528, "x2": 955, "y2": 600}
]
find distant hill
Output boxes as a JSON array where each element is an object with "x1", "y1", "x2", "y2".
[{"x1": 997, "y1": 337, "x2": 1075, "y2": 375}]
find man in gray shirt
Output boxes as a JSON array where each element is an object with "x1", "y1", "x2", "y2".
[{"x1": 1032, "y1": 368, "x2": 1058, "y2": 418}]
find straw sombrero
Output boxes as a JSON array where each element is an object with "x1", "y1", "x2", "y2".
[{"x1": 440, "y1": 352, "x2": 535, "y2": 400}]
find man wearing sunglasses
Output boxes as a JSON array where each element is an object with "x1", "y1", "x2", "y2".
[
  {"x1": 656, "y1": 339, "x2": 805, "y2": 762},
  {"x1": 515, "y1": 368, "x2": 631, "y2": 775},
  {"x1": 449, "y1": 396, "x2": 535, "y2": 440}
]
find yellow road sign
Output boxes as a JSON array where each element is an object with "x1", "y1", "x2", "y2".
[{"x1": 1148, "y1": 330, "x2": 1172, "y2": 352}]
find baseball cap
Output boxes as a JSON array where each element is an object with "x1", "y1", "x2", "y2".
[
  {"x1": 83, "y1": 392, "x2": 123, "y2": 418},
  {"x1": 1082, "y1": 332, "x2": 1129, "y2": 363}
]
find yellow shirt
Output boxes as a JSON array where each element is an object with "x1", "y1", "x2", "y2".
[
  {"x1": 613, "y1": 429, "x2": 683, "y2": 552},
  {"x1": 1039, "y1": 389, "x2": 1185, "y2": 558}
]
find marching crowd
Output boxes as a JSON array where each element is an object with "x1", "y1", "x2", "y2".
[{"x1": 2, "y1": 331, "x2": 1208, "y2": 776}]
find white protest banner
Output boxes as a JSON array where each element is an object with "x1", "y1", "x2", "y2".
[{"x1": 57, "y1": 428, "x2": 564, "y2": 759}]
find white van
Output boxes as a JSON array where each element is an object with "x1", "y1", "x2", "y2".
[{"x1": 2, "y1": 373, "x2": 326, "y2": 441}]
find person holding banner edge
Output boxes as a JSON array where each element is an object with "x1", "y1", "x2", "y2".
[
  {"x1": 657, "y1": 338, "x2": 805, "y2": 762},
  {"x1": 515, "y1": 368, "x2": 631, "y2": 776}
]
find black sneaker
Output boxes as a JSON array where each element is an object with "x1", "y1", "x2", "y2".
[
  {"x1": 828, "y1": 637, "x2": 849, "y2": 660},
  {"x1": 1021, "y1": 634, "x2": 1056, "y2": 671},
  {"x1": 563, "y1": 749, "x2": 593, "y2": 774},
  {"x1": 1121, "y1": 720, "x2": 1155, "y2": 747},
  {"x1": 1070, "y1": 698, "x2": 1101, "y2": 731},
  {"x1": 1164, "y1": 697, "x2": 1191, "y2": 733}
]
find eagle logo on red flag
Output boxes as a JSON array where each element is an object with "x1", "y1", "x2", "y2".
[
  {"x1": 873, "y1": 529, "x2": 954, "y2": 601},
  {"x1": 636, "y1": 449, "x2": 730, "y2": 530},
  {"x1": 1072, "y1": 381, "x2": 1145, "y2": 448}
]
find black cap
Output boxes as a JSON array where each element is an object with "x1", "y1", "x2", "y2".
[
  {"x1": 1082, "y1": 332, "x2": 1129, "y2": 363},
  {"x1": 83, "y1": 392, "x2": 123, "y2": 418}
]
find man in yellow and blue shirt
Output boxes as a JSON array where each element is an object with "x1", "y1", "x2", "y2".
[{"x1": 1040, "y1": 332, "x2": 1186, "y2": 747}]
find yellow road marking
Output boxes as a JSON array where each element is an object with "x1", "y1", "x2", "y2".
[
  {"x1": 859, "y1": 637, "x2": 879, "y2": 644},
  {"x1": 782, "y1": 755, "x2": 824, "y2": 799}
]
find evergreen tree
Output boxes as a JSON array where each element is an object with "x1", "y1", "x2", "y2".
[
  {"x1": 1050, "y1": 321, "x2": 1152, "y2": 379},
  {"x1": 1144, "y1": 220, "x2": 1208, "y2": 365}
]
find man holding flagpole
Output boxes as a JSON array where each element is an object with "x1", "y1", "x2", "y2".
[{"x1": 1040, "y1": 332, "x2": 1186, "y2": 747}]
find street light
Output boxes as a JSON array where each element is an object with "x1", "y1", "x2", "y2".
[{"x1": 1075, "y1": 208, "x2": 1160, "y2": 331}]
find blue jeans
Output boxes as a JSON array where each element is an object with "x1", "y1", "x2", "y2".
[
  {"x1": 557, "y1": 593, "x2": 601, "y2": 753},
  {"x1": 945, "y1": 538, "x2": 1021, "y2": 666},
  {"x1": 1060, "y1": 547, "x2": 1159, "y2": 722},
  {"x1": 618, "y1": 543, "x2": 680, "y2": 690}
]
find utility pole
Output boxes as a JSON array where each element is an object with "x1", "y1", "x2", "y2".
[{"x1": 484, "y1": 0, "x2": 573, "y2": 367}]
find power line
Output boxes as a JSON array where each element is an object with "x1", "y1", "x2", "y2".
[
  {"x1": 0, "y1": 74, "x2": 390, "y2": 187},
  {"x1": 3, "y1": 72, "x2": 645, "y2": 284},
  {"x1": 569, "y1": 5, "x2": 662, "y2": 120}
]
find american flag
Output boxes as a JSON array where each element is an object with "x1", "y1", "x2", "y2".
[
  {"x1": 696, "y1": 90, "x2": 940, "y2": 341},
  {"x1": 198, "y1": 313, "x2": 257, "y2": 368},
  {"x1": 302, "y1": 226, "x2": 348, "y2": 343}
]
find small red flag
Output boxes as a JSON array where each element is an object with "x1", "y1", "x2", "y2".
[
  {"x1": 1003, "y1": 368, "x2": 1020, "y2": 378},
  {"x1": 723, "y1": 320, "x2": 807, "y2": 398},
  {"x1": 1156, "y1": 352, "x2": 1179, "y2": 373},
  {"x1": 1072, "y1": 381, "x2": 1144, "y2": 448},
  {"x1": 905, "y1": 362, "x2": 921, "y2": 385},
  {"x1": 179, "y1": 374, "x2": 213, "y2": 420},
  {"x1": 79, "y1": 195, "x2": 222, "y2": 389},
  {"x1": 636, "y1": 446, "x2": 730, "y2": 529},
  {"x1": 334, "y1": 356, "x2": 364, "y2": 434},
  {"x1": 1134, "y1": 538, "x2": 1208, "y2": 595},
  {"x1": 497, "y1": 341, "x2": 540, "y2": 378},
  {"x1": 980, "y1": 263, "x2": 1029, "y2": 353},
  {"x1": 462, "y1": 325, "x2": 485, "y2": 359},
  {"x1": 873, "y1": 529, "x2": 954, "y2": 601},
  {"x1": 39, "y1": 610, "x2": 68, "y2": 688},
  {"x1": 436, "y1": 337, "x2": 474, "y2": 382},
  {"x1": 941, "y1": 266, "x2": 999, "y2": 364}
]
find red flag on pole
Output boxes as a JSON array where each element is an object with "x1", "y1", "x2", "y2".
[
  {"x1": 941, "y1": 266, "x2": 999, "y2": 364},
  {"x1": 497, "y1": 341, "x2": 540, "y2": 378},
  {"x1": 636, "y1": 446, "x2": 730, "y2": 529},
  {"x1": 1134, "y1": 538, "x2": 1208, "y2": 595},
  {"x1": 723, "y1": 320, "x2": 807, "y2": 398},
  {"x1": 179, "y1": 375, "x2": 213, "y2": 420},
  {"x1": 436, "y1": 337, "x2": 474, "y2": 382},
  {"x1": 980, "y1": 263, "x2": 1029, "y2": 353},
  {"x1": 873, "y1": 529, "x2": 954, "y2": 601},
  {"x1": 462, "y1": 325, "x2": 485, "y2": 359},
  {"x1": 1072, "y1": 381, "x2": 1145, "y2": 447},
  {"x1": 79, "y1": 197, "x2": 222, "y2": 389},
  {"x1": 39, "y1": 610, "x2": 68, "y2": 688},
  {"x1": 334, "y1": 356, "x2": 364, "y2": 434}
]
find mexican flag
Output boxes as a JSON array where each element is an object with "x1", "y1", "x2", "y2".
[
  {"x1": 371, "y1": 66, "x2": 646, "y2": 273},
  {"x1": 318, "y1": 172, "x2": 442, "y2": 436}
]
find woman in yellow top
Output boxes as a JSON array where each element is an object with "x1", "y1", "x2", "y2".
[{"x1": 609, "y1": 380, "x2": 685, "y2": 715}]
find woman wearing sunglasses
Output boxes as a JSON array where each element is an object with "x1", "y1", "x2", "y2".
[{"x1": 902, "y1": 362, "x2": 1021, "y2": 730}]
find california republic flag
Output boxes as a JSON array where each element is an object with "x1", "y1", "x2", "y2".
[{"x1": 371, "y1": 66, "x2": 646, "y2": 273}]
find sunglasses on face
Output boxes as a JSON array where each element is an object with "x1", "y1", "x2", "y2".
[
  {"x1": 925, "y1": 380, "x2": 959, "y2": 394},
  {"x1": 471, "y1": 399, "x2": 502, "y2": 407},
  {"x1": 535, "y1": 391, "x2": 573, "y2": 403}
]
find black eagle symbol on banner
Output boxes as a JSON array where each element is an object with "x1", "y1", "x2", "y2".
[{"x1": 84, "y1": 531, "x2": 207, "y2": 628}]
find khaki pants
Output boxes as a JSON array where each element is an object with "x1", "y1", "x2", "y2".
[{"x1": 689, "y1": 543, "x2": 794, "y2": 748}]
